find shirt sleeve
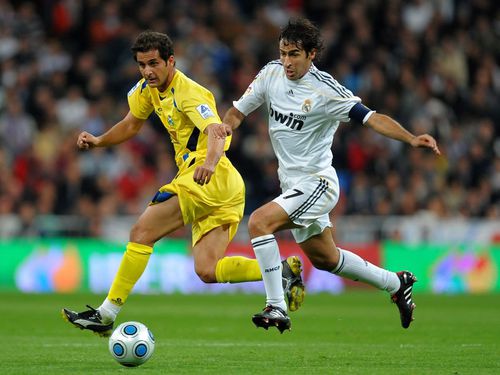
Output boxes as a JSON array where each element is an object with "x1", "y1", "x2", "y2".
[
  {"x1": 348, "y1": 102, "x2": 376, "y2": 124},
  {"x1": 325, "y1": 93, "x2": 362, "y2": 123},
  {"x1": 179, "y1": 84, "x2": 221, "y2": 134},
  {"x1": 127, "y1": 79, "x2": 154, "y2": 120},
  {"x1": 233, "y1": 64, "x2": 268, "y2": 116}
]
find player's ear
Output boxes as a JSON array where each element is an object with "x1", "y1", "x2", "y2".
[{"x1": 308, "y1": 49, "x2": 317, "y2": 61}]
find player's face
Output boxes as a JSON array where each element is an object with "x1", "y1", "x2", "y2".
[
  {"x1": 136, "y1": 50, "x2": 175, "y2": 91},
  {"x1": 279, "y1": 40, "x2": 316, "y2": 80}
]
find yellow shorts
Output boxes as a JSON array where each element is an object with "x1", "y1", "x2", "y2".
[{"x1": 151, "y1": 152, "x2": 245, "y2": 245}]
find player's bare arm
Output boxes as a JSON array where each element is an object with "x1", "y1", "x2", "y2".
[
  {"x1": 76, "y1": 111, "x2": 145, "y2": 150},
  {"x1": 209, "y1": 123, "x2": 233, "y2": 138},
  {"x1": 222, "y1": 107, "x2": 245, "y2": 131},
  {"x1": 365, "y1": 112, "x2": 441, "y2": 155},
  {"x1": 193, "y1": 123, "x2": 226, "y2": 185}
]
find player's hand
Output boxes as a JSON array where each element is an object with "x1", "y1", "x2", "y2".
[
  {"x1": 77, "y1": 131, "x2": 99, "y2": 150},
  {"x1": 220, "y1": 123, "x2": 232, "y2": 136},
  {"x1": 410, "y1": 134, "x2": 441, "y2": 155},
  {"x1": 206, "y1": 123, "x2": 232, "y2": 139},
  {"x1": 193, "y1": 163, "x2": 215, "y2": 185}
]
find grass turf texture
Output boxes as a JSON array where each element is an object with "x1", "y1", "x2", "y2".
[{"x1": 1, "y1": 292, "x2": 498, "y2": 374}]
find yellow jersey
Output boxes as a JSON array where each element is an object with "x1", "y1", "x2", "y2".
[{"x1": 127, "y1": 70, "x2": 231, "y2": 167}]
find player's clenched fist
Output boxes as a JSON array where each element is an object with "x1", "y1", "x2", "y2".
[
  {"x1": 193, "y1": 163, "x2": 215, "y2": 185},
  {"x1": 77, "y1": 131, "x2": 99, "y2": 150}
]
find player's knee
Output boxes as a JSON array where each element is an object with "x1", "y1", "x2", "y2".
[
  {"x1": 129, "y1": 223, "x2": 156, "y2": 247},
  {"x1": 248, "y1": 211, "x2": 271, "y2": 237},
  {"x1": 195, "y1": 265, "x2": 217, "y2": 283}
]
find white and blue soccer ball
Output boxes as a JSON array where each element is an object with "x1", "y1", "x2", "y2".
[{"x1": 108, "y1": 321, "x2": 155, "y2": 367}]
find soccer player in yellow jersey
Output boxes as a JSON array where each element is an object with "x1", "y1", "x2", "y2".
[{"x1": 62, "y1": 31, "x2": 305, "y2": 336}]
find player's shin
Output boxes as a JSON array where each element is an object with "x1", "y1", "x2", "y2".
[
  {"x1": 252, "y1": 235, "x2": 287, "y2": 311},
  {"x1": 215, "y1": 256, "x2": 262, "y2": 283},
  {"x1": 101, "y1": 242, "x2": 153, "y2": 321},
  {"x1": 332, "y1": 247, "x2": 400, "y2": 294}
]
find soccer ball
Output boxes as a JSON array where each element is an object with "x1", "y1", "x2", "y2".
[{"x1": 108, "y1": 321, "x2": 155, "y2": 367}]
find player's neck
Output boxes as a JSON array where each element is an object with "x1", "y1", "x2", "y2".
[{"x1": 159, "y1": 68, "x2": 177, "y2": 92}]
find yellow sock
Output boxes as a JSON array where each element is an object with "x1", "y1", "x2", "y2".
[
  {"x1": 107, "y1": 242, "x2": 153, "y2": 306},
  {"x1": 215, "y1": 256, "x2": 262, "y2": 283}
]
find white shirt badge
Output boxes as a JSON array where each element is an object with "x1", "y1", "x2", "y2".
[{"x1": 302, "y1": 99, "x2": 312, "y2": 113}]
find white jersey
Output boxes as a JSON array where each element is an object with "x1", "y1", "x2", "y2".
[{"x1": 234, "y1": 60, "x2": 361, "y2": 178}]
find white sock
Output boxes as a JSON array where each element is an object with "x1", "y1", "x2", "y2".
[
  {"x1": 98, "y1": 298, "x2": 121, "y2": 323},
  {"x1": 332, "y1": 248, "x2": 400, "y2": 294},
  {"x1": 252, "y1": 234, "x2": 287, "y2": 311}
]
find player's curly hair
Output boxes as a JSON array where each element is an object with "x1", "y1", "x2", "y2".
[
  {"x1": 131, "y1": 31, "x2": 174, "y2": 62},
  {"x1": 279, "y1": 18, "x2": 324, "y2": 59}
]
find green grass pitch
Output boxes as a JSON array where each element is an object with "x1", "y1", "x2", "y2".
[{"x1": 1, "y1": 292, "x2": 499, "y2": 374}]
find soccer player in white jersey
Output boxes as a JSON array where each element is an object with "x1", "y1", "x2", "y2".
[{"x1": 222, "y1": 18, "x2": 441, "y2": 333}]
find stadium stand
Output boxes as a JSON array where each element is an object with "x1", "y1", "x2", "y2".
[{"x1": 0, "y1": 0, "x2": 498, "y2": 239}]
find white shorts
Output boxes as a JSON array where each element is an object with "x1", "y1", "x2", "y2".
[{"x1": 273, "y1": 166, "x2": 340, "y2": 243}]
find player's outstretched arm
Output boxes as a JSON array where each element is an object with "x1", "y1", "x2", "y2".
[
  {"x1": 365, "y1": 113, "x2": 441, "y2": 155},
  {"x1": 193, "y1": 123, "x2": 226, "y2": 185},
  {"x1": 76, "y1": 111, "x2": 145, "y2": 150},
  {"x1": 223, "y1": 106, "x2": 246, "y2": 131}
]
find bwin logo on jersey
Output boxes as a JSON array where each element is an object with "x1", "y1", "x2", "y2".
[{"x1": 269, "y1": 103, "x2": 305, "y2": 130}]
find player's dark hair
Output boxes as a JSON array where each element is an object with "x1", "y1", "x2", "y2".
[
  {"x1": 279, "y1": 18, "x2": 324, "y2": 59},
  {"x1": 131, "y1": 31, "x2": 174, "y2": 62}
]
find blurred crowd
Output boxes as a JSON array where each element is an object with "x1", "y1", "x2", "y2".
[{"x1": 0, "y1": 0, "x2": 499, "y2": 237}]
